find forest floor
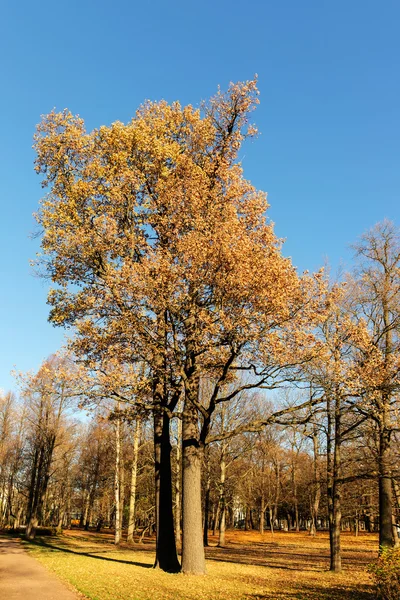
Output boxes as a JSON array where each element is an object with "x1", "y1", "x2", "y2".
[{"x1": 21, "y1": 529, "x2": 377, "y2": 600}]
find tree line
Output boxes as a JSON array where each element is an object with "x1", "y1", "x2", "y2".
[{"x1": 0, "y1": 354, "x2": 399, "y2": 573}]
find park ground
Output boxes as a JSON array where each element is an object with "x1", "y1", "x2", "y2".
[{"x1": 17, "y1": 529, "x2": 377, "y2": 600}]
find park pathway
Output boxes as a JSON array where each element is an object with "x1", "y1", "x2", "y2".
[{"x1": 0, "y1": 536, "x2": 80, "y2": 600}]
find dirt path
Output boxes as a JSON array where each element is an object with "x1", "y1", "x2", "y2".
[{"x1": 0, "y1": 536, "x2": 81, "y2": 600}]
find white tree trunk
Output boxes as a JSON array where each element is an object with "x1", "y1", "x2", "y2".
[{"x1": 127, "y1": 418, "x2": 141, "y2": 543}]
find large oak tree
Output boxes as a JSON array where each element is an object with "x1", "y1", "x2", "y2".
[{"x1": 34, "y1": 79, "x2": 323, "y2": 573}]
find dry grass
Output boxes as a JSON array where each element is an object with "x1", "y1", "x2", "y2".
[{"x1": 24, "y1": 529, "x2": 377, "y2": 600}]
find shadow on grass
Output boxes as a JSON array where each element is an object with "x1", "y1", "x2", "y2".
[
  {"x1": 205, "y1": 550, "x2": 328, "y2": 572},
  {"x1": 25, "y1": 537, "x2": 153, "y2": 569},
  {"x1": 244, "y1": 581, "x2": 374, "y2": 600},
  {"x1": 205, "y1": 542, "x2": 376, "y2": 572}
]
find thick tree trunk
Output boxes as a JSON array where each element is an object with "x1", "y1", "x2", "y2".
[
  {"x1": 331, "y1": 480, "x2": 342, "y2": 572},
  {"x1": 379, "y1": 423, "x2": 394, "y2": 548},
  {"x1": 181, "y1": 399, "x2": 205, "y2": 574},
  {"x1": 127, "y1": 418, "x2": 141, "y2": 543},
  {"x1": 153, "y1": 410, "x2": 181, "y2": 572},
  {"x1": 152, "y1": 313, "x2": 181, "y2": 573}
]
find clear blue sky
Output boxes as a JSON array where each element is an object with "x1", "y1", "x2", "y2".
[{"x1": 1, "y1": 0, "x2": 399, "y2": 393}]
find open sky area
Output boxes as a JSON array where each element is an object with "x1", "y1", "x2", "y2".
[{"x1": 0, "y1": 0, "x2": 399, "y2": 393}]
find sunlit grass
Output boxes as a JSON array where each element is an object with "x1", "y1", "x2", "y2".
[{"x1": 25, "y1": 530, "x2": 376, "y2": 600}]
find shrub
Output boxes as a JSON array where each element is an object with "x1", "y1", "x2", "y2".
[{"x1": 368, "y1": 545, "x2": 400, "y2": 600}]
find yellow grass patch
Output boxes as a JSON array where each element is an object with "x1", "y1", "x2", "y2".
[{"x1": 26, "y1": 530, "x2": 376, "y2": 600}]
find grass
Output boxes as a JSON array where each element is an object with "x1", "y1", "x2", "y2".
[{"x1": 24, "y1": 529, "x2": 377, "y2": 600}]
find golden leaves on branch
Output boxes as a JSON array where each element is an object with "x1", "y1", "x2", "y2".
[{"x1": 33, "y1": 78, "x2": 328, "y2": 404}]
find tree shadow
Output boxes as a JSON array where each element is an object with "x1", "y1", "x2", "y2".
[
  {"x1": 25, "y1": 537, "x2": 153, "y2": 569},
  {"x1": 0, "y1": 535, "x2": 24, "y2": 554},
  {"x1": 205, "y1": 542, "x2": 376, "y2": 572},
  {"x1": 243, "y1": 581, "x2": 374, "y2": 599},
  {"x1": 206, "y1": 549, "x2": 326, "y2": 571}
]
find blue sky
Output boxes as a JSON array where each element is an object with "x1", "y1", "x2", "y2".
[{"x1": 1, "y1": 0, "x2": 399, "y2": 392}]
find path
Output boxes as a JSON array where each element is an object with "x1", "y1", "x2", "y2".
[{"x1": 0, "y1": 536, "x2": 81, "y2": 600}]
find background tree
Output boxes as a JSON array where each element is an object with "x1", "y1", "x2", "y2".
[
  {"x1": 20, "y1": 355, "x2": 78, "y2": 539},
  {"x1": 349, "y1": 220, "x2": 400, "y2": 548}
]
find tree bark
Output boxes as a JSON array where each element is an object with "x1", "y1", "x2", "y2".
[
  {"x1": 379, "y1": 420, "x2": 394, "y2": 548},
  {"x1": 378, "y1": 289, "x2": 395, "y2": 548},
  {"x1": 309, "y1": 426, "x2": 321, "y2": 536},
  {"x1": 26, "y1": 433, "x2": 56, "y2": 540},
  {"x1": 114, "y1": 411, "x2": 121, "y2": 545},
  {"x1": 127, "y1": 418, "x2": 141, "y2": 543},
  {"x1": 259, "y1": 495, "x2": 265, "y2": 535},
  {"x1": 175, "y1": 407, "x2": 182, "y2": 549},
  {"x1": 203, "y1": 448, "x2": 210, "y2": 547},
  {"x1": 218, "y1": 444, "x2": 226, "y2": 547},
  {"x1": 153, "y1": 410, "x2": 181, "y2": 572},
  {"x1": 119, "y1": 434, "x2": 125, "y2": 536},
  {"x1": 327, "y1": 390, "x2": 342, "y2": 572},
  {"x1": 181, "y1": 399, "x2": 205, "y2": 574}
]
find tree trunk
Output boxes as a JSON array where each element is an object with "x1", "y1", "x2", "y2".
[
  {"x1": 26, "y1": 434, "x2": 56, "y2": 540},
  {"x1": 114, "y1": 412, "x2": 121, "y2": 545},
  {"x1": 127, "y1": 418, "x2": 141, "y2": 543},
  {"x1": 218, "y1": 444, "x2": 226, "y2": 547},
  {"x1": 378, "y1": 295, "x2": 395, "y2": 549},
  {"x1": 328, "y1": 390, "x2": 342, "y2": 572},
  {"x1": 327, "y1": 393, "x2": 335, "y2": 569},
  {"x1": 310, "y1": 426, "x2": 321, "y2": 536},
  {"x1": 83, "y1": 490, "x2": 91, "y2": 530},
  {"x1": 175, "y1": 407, "x2": 182, "y2": 549},
  {"x1": 379, "y1": 422, "x2": 394, "y2": 548},
  {"x1": 392, "y1": 479, "x2": 400, "y2": 511},
  {"x1": 213, "y1": 503, "x2": 220, "y2": 536},
  {"x1": 269, "y1": 506, "x2": 274, "y2": 536},
  {"x1": 203, "y1": 448, "x2": 210, "y2": 547},
  {"x1": 119, "y1": 434, "x2": 125, "y2": 535},
  {"x1": 153, "y1": 410, "x2": 181, "y2": 572},
  {"x1": 259, "y1": 495, "x2": 265, "y2": 535},
  {"x1": 56, "y1": 509, "x2": 65, "y2": 535},
  {"x1": 181, "y1": 399, "x2": 205, "y2": 574}
]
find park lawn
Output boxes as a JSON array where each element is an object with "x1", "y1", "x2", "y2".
[{"x1": 25, "y1": 530, "x2": 376, "y2": 600}]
